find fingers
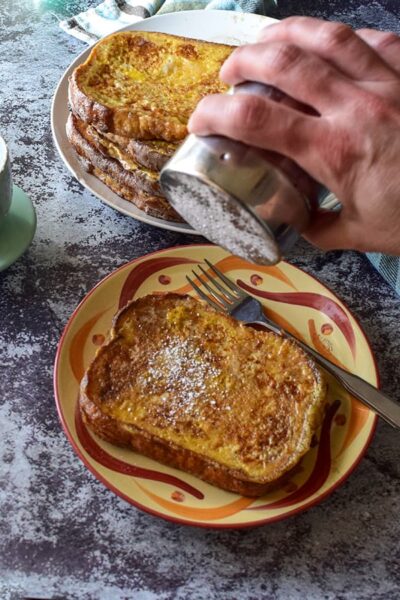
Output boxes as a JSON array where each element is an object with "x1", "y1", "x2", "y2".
[
  {"x1": 303, "y1": 213, "x2": 361, "y2": 250},
  {"x1": 302, "y1": 207, "x2": 379, "y2": 252},
  {"x1": 257, "y1": 17, "x2": 397, "y2": 82},
  {"x1": 188, "y1": 93, "x2": 322, "y2": 174},
  {"x1": 220, "y1": 41, "x2": 355, "y2": 113},
  {"x1": 357, "y1": 29, "x2": 400, "y2": 74}
]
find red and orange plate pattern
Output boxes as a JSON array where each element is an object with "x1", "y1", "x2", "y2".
[{"x1": 54, "y1": 244, "x2": 377, "y2": 528}]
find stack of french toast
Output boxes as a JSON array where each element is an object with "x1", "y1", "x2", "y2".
[{"x1": 67, "y1": 31, "x2": 233, "y2": 222}]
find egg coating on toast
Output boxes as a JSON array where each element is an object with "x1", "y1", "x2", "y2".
[
  {"x1": 69, "y1": 31, "x2": 233, "y2": 141},
  {"x1": 80, "y1": 294, "x2": 327, "y2": 496}
]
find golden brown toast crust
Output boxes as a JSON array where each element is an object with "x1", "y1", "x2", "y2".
[
  {"x1": 66, "y1": 112, "x2": 161, "y2": 196},
  {"x1": 66, "y1": 113, "x2": 182, "y2": 221},
  {"x1": 80, "y1": 294, "x2": 327, "y2": 496},
  {"x1": 77, "y1": 155, "x2": 183, "y2": 221},
  {"x1": 69, "y1": 31, "x2": 232, "y2": 141},
  {"x1": 101, "y1": 132, "x2": 178, "y2": 171}
]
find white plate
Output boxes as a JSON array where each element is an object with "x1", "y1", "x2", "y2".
[{"x1": 51, "y1": 10, "x2": 277, "y2": 234}]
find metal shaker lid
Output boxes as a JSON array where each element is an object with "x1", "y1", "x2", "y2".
[
  {"x1": 160, "y1": 131, "x2": 311, "y2": 265},
  {"x1": 160, "y1": 82, "x2": 316, "y2": 265},
  {"x1": 161, "y1": 169, "x2": 282, "y2": 264}
]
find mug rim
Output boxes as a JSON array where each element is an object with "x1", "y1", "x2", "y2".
[{"x1": 0, "y1": 135, "x2": 8, "y2": 174}]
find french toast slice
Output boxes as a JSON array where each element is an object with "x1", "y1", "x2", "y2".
[
  {"x1": 67, "y1": 114, "x2": 182, "y2": 221},
  {"x1": 101, "y1": 132, "x2": 178, "y2": 171},
  {"x1": 69, "y1": 31, "x2": 233, "y2": 141},
  {"x1": 76, "y1": 154, "x2": 183, "y2": 221},
  {"x1": 80, "y1": 294, "x2": 327, "y2": 497},
  {"x1": 66, "y1": 113, "x2": 162, "y2": 197}
]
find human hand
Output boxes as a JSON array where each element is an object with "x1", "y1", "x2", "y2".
[{"x1": 188, "y1": 17, "x2": 400, "y2": 254}]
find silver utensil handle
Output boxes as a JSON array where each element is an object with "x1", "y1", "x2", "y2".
[{"x1": 254, "y1": 319, "x2": 400, "y2": 429}]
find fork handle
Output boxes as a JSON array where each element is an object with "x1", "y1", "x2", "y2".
[{"x1": 253, "y1": 320, "x2": 400, "y2": 429}]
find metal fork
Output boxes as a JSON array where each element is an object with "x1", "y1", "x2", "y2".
[{"x1": 187, "y1": 259, "x2": 400, "y2": 429}]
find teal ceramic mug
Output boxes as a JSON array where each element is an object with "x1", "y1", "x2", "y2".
[{"x1": 0, "y1": 135, "x2": 12, "y2": 229}]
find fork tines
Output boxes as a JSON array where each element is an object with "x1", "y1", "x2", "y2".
[{"x1": 186, "y1": 259, "x2": 244, "y2": 311}]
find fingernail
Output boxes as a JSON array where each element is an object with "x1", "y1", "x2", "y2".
[
  {"x1": 187, "y1": 116, "x2": 206, "y2": 134},
  {"x1": 187, "y1": 115, "x2": 195, "y2": 130}
]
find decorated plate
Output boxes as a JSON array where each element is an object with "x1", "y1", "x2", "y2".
[
  {"x1": 54, "y1": 245, "x2": 377, "y2": 528},
  {"x1": 50, "y1": 10, "x2": 276, "y2": 235}
]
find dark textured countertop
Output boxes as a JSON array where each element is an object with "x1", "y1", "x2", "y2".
[{"x1": 1, "y1": 1, "x2": 399, "y2": 599}]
